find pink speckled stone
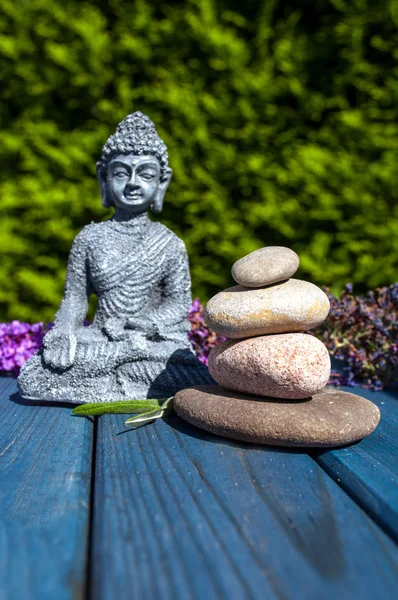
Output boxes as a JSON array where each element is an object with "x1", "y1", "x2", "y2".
[
  {"x1": 174, "y1": 386, "x2": 380, "y2": 447},
  {"x1": 208, "y1": 333, "x2": 331, "y2": 399}
]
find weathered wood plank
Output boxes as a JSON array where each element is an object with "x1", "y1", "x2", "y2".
[
  {"x1": 91, "y1": 411, "x2": 398, "y2": 600},
  {"x1": 0, "y1": 378, "x2": 93, "y2": 600},
  {"x1": 314, "y1": 386, "x2": 398, "y2": 543}
]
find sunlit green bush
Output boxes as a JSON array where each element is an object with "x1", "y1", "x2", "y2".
[{"x1": 0, "y1": 0, "x2": 397, "y2": 321}]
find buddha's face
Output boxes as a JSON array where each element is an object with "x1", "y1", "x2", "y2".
[{"x1": 106, "y1": 153, "x2": 162, "y2": 213}]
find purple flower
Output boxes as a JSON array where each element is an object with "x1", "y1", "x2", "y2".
[{"x1": 0, "y1": 320, "x2": 51, "y2": 376}]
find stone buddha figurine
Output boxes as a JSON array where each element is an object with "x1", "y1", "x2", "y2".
[{"x1": 18, "y1": 112, "x2": 211, "y2": 403}]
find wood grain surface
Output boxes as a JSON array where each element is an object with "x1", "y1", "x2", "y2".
[
  {"x1": 314, "y1": 386, "x2": 398, "y2": 543},
  {"x1": 0, "y1": 378, "x2": 93, "y2": 600},
  {"x1": 91, "y1": 411, "x2": 398, "y2": 600},
  {"x1": 1, "y1": 375, "x2": 398, "y2": 600}
]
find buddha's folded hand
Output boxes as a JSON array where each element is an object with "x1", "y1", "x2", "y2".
[
  {"x1": 126, "y1": 317, "x2": 158, "y2": 338},
  {"x1": 103, "y1": 318, "x2": 128, "y2": 341},
  {"x1": 42, "y1": 327, "x2": 77, "y2": 371}
]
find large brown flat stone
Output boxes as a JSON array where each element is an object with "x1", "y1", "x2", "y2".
[{"x1": 174, "y1": 385, "x2": 380, "y2": 448}]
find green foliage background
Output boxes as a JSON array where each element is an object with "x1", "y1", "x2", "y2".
[{"x1": 0, "y1": 0, "x2": 397, "y2": 322}]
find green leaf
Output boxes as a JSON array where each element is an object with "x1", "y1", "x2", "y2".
[
  {"x1": 125, "y1": 396, "x2": 175, "y2": 427},
  {"x1": 124, "y1": 409, "x2": 165, "y2": 428},
  {"x1": 72, "y1": 399, "x2": 164, "y2": 416}
]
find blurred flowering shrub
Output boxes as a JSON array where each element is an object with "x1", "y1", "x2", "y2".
[
  {"x1": 188, "y1": 298, "x2": 226, "y2": 365},
  {"x1": 1, "y1": 287, "x2": 396, "y2": 391},
  {"x1": 313, "y1": 284, "x2": 397, "y2": 391}
]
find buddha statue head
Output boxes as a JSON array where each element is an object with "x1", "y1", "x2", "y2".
[{"x1": 96, "y1": 112, "x2": 172, "y2": 214}]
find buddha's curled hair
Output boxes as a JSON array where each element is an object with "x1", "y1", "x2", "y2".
[{"x1": 98, "y1": 112, "x2": 169, "y2": 176}]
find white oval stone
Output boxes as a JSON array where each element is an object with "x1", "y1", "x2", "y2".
[
  {"x1": 232, "y1": 246, "x2": 299, "y2": 287},
  {"x1": 204, "y1": 279, "x2": 330, "y2": 338},
  {"x1": 208, "y1": 333, "x2": 331, "y2": 399}
]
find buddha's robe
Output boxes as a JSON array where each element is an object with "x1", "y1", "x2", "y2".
[{"x1": 18, "y1": 214, "x2": 212, "y2": 403}]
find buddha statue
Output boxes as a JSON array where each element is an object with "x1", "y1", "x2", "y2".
[{"x1": 18, "y1": 112, "x2": 211, "y2": 403}]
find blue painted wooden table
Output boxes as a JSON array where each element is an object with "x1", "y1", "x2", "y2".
[{"x1": 1, "y1": 377, "x2": 397, "y2": 600}]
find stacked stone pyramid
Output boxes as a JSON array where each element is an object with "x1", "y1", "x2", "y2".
[{"x1": 174, "y1": 247, "x2": 380, "y2": 447}]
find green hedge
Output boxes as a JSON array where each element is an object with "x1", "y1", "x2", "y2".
[{"x1": 0, "y1": 0, "x2": 397, "y2": 322}]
